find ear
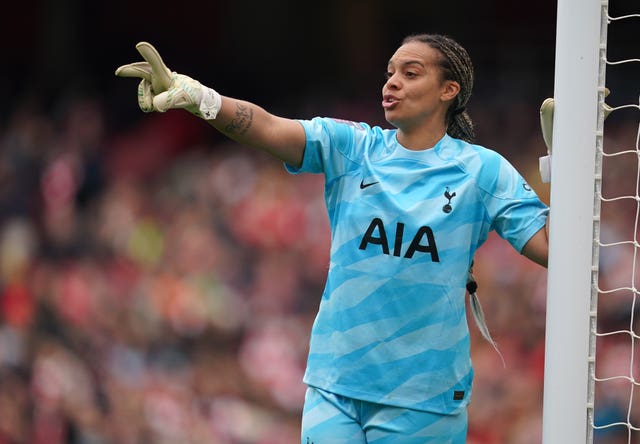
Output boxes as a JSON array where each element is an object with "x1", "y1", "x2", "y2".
[{"x1": 440, "y1": 80, "x2": 460, "y2": 103}]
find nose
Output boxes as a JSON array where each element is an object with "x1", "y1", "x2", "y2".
[{"x1": 384, "y1": 72, "x2": 400, "y2": 90}]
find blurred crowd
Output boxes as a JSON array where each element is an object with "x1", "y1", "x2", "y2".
[{"x1": 0, "y1": 90, "x2": 637, "y2": 444}]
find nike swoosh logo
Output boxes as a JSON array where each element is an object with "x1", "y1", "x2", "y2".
[{"x1": 360, "y1": 179, "x2": 379, "y2": 189}]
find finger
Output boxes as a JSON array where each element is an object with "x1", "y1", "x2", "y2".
[
  {"x1": 136, "y1": 42, "x2": 172, "y2": 93},
  {"x1": 115, "y1": 62, "x2": 153, "y2": 80},
  {"x1": 137, "y1": 79, "x2": 155, "y2": 112}
]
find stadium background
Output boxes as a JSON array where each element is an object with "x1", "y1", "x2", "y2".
[{"x1": 0, "y1": 1, "x2": 636, "y2": 443}]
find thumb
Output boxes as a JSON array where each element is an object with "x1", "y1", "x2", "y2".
[
  {"x1": 152, "y1": 90, "x2": 171, "y2": 113},
  {"x1": 152, "y1": 74, "x2": 203, "y2": 113},
  {"x1": 152, "y1": 87, "x2": 197, "y2": 113}
]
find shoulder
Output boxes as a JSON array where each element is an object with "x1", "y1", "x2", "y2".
[
  {"x1": 438, "y1": 136, "x2": 523, "y2": 195},
  {"x1": 299, "y1": 117, "x2": 394, "y2": 155},
  {"x1": 299, "y1": 117, "x2": 396, "y2": 139},
  {"x1": 298, "y1": 116, "x2": 373, "y2": 134},
  {"x1": 437, "y1": 136, "x2": 506, "y2": 171}
]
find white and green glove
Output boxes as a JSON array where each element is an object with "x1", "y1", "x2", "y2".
[
  {"x1": 538, "y1": 98, "x2": 554, "y2": 183},
  {"x1": 115, "y1": 42, "x2": 222, "y2": 120},
  {"x1": 538, "y1": 89, "x2": 613, "y2": 183}
]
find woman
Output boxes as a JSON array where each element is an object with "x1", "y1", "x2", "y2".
[{"x1": 117, "y1": 33, "x2": 549, "y2": 443}]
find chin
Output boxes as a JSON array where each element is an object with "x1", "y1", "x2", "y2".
[
  {"x1": 383, "y1": 111, "x2": 397, "y2": 125},
  {"x1": 384, "y1": 114, "x2": 400, "y2": 129}
]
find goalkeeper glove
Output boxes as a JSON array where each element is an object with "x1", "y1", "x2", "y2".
[
  {"x1": 115, "y1": 42, "x2": 222, "y2": 120},
  {"x1": 538, "y1": 98, "x2": 554, "y2": 183},
  {"x1": 538, "y1": 89, "x2": 613, "y2": 183}
]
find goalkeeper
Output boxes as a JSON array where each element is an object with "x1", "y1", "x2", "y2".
[{"x1": 117, "y1": 33, "x2": 549, "y2": 443}]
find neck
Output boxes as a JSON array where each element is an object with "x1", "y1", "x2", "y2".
[{"x1": 396, "y1": 125, "x2": 447, "y2": 151}]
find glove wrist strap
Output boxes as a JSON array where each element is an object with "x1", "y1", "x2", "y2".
[
  {"x1": 539, "y1": 154, "x2": 551, "y2": 183},
  {"x1": 198, "y1": 86, "x2": 222, "y2": 120}
]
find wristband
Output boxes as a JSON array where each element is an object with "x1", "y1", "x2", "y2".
[
  {"x1": 199, "y1": 86, "x2": 222, "y2": 120},
  {"x1": 539, "y1": 154, "x2": 551, "y2": 183}
]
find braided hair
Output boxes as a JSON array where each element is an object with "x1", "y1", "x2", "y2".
[{"x1": 402, "y1": 34, "x2": 476, "y2": 143}]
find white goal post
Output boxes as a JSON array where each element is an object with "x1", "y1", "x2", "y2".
[{"x1": 541, "y1": 0, "x2": 607, "y2": 443}]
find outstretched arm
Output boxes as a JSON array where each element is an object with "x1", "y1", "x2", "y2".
[
  {"x1": 115, "y1": 42, "x2": 306, "y2": 167},
  {"x1": 208, "y1": 97, "x2": 306, "y2": 167}
]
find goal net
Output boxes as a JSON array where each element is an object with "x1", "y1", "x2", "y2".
[{"x1": 542, "y1": 1, "x2": 640, "y2": 443}]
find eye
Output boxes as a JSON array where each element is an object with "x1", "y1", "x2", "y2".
[
  {"x1": 405, "y1": 71, "x2": 417, "y2": 78},
  {"x1": 384, "y1": 71, "x2": 393, "y2": 80}
]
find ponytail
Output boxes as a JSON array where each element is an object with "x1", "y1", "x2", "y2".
[{"x1": 447, "y1": 109, "x2": 475, "y2": 143}]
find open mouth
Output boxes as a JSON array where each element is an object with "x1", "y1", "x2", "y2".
[{"x1": 382, "y1": 95, "x2": 399, "y2": 109}]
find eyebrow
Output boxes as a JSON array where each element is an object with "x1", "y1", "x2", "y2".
[{"x1": 387, "y1": 59, "x2": 426, "y2": 69}]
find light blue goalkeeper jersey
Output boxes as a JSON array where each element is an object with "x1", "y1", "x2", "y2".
[{"x1": 286, "y1": 117, "x2": 549, "y2": 414}]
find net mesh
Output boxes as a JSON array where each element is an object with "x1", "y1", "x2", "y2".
[{"x1": 591, "y1": 4, "x2": 640, "y2": 442}]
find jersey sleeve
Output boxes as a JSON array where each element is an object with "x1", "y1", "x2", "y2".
[
  {"x1": 285, "y1": 117, "x2": 363, "y2": 177},
  {"x1": 475, "y1": 149, "x2": 549, "y2": 253}
]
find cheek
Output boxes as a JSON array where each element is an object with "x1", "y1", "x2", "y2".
[
  {"x1": 410, "y1": 80, "x2": 440, "y2": 98},
  {"x1": 413, "y1": 88, "x2": 441, "y2": 107}
]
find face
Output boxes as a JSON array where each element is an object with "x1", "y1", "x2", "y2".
[{"x1": 382, "y1": 41, "x2": 460, "y2": 131}]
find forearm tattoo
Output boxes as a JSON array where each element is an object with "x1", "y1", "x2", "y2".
[{"x1": 224, "y1": 103, "x2": 253, "y2": 135}]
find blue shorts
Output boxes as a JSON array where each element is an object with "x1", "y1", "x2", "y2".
[{"x1": 301, "y1": 386, "x2": 468, "y2": 443}]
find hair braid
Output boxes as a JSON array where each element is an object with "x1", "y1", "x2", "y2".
[{"x1": 402, "y1": 34, "x2": 476, "y2": 143}]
